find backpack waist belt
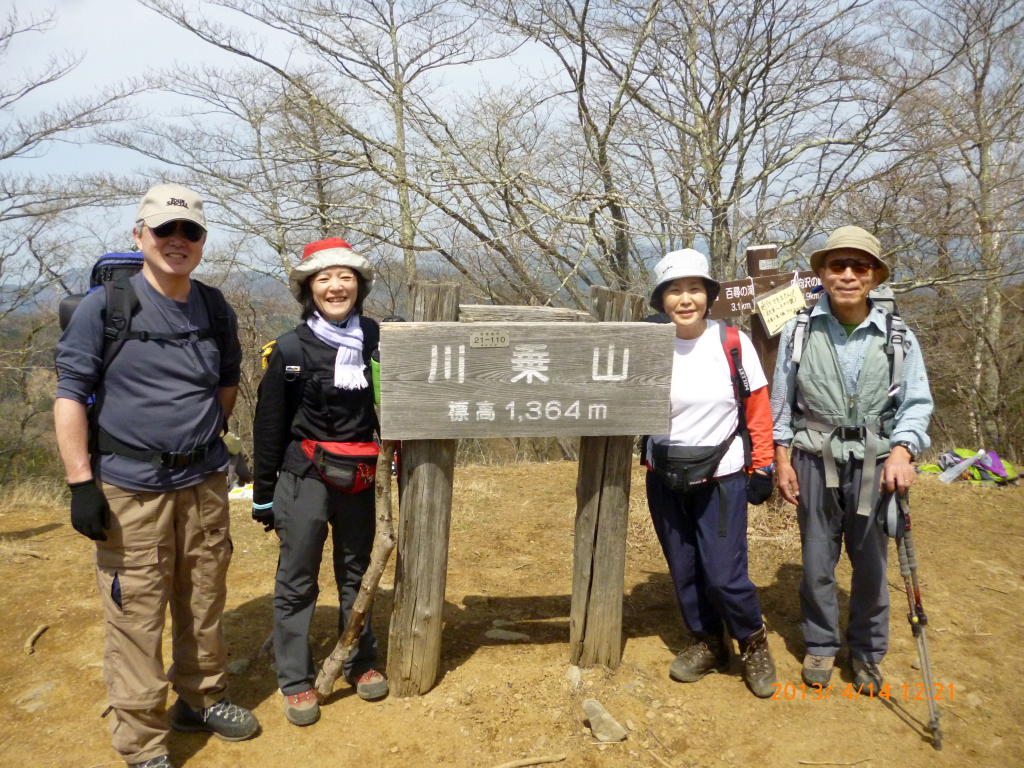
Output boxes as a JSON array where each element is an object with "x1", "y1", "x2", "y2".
[
  {"x1": 800, "y1": 418, "x2": 882, "y2": 517},
  {"x1": 97, "y1": 429, "x2": 219, "y2": 469}
]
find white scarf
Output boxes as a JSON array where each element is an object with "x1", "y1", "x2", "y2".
[{"x1": 305, "y1": 311, "x2": 368, "y2": 390}]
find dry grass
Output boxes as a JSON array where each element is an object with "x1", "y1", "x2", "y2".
[
  {"x1": 0, "y1": 477, "x2": 66, "y2": 517},
  {"x1": 747, "y1": 493, "x2": 800, "y2": 540}
]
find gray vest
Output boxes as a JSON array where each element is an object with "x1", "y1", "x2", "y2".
[{"x1": 792, "y1": 314, "x2": 895, "y2": 463}]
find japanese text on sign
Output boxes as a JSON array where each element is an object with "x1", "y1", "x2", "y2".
[
  {"x1": 755, "y1": 284, "x2": 807, "y2": 337},
  {"x1": 378, "y1": 322, "x2": 674, "y2": 439}
]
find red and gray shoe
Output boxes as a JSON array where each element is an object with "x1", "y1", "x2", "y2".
[
  {"x1": 283, "y1": 688, "x2": 320, "y2": 726},
  {"x1": 353, "y1": 669, "x2": 389, "y2": 701}
]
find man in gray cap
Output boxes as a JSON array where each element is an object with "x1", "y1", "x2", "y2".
[
  {"x1": 771, "y1": 226, "x2": 933, "y2": 694},
  {"x1": 54, "y1": 184, "x2": 258, "y2": 767}
]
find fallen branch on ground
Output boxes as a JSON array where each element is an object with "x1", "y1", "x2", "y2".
[
  {"x1": 315, "y1": 440, "x2": 397, "y2": 701},
  {"x1": 24, "y1": 624, "x2": 49, "y2": 655},
  {"x1": 16, "y1": 549, "x2": 48, "y2": 560},
  {"x1": 488, "y1": 756, "x2": 566, "y2": 768},
  {"x1": 647, "y1": 750, "x2": 673, "y2": 768},
  {"x1": 797, "y1": 760, "x2": 872, "y2": 766}
]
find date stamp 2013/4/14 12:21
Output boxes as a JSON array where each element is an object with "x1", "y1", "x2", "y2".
[{"x1": 770, "y1": 682, "x2": 952, "y2": 702}]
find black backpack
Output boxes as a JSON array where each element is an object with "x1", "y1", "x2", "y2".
[{"x1": 59, "y1": 252, "x2": 232, "y2": 373}]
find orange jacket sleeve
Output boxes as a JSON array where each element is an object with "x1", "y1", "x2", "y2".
[{"x1": 744, "y1": 385, "x2": 774, "y2": 469}]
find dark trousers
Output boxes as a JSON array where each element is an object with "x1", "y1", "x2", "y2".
[
  {"x1": 646, "y1": 470, "x2": 763, "y2": 641},
  {"x1": 272, "y1": 470, "x2": 378, "y2": 695},
  {"x1": 793, "y1": 449, "x2": 889, "y2": 662}
]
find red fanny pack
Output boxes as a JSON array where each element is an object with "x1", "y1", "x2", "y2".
[{"x1": 300, "y1": 440, "x2": 379, "y2": 493}]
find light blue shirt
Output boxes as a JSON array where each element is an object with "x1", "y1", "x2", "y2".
[{"x1": 770, "y1": 295, "x2": 933, "y2": 455}]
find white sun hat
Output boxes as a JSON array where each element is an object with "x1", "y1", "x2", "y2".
[{"x1": 650, "y1": 248, "x2": 720, "y2": 310}]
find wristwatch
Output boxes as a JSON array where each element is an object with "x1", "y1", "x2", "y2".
[{"x1": 891, "y1": 441, "x2": 916, "y2": 459}]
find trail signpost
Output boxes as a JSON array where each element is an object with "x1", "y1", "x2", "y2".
[{"x1": 379, "y1": 322, "x2": 674, "y2": 440}]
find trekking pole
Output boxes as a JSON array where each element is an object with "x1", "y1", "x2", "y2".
[{"x1": 895, "y1": 499, "x2": 943, "y2": 750}]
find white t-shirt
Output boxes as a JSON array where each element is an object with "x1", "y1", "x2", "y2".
[{"x1": 649, "y1": 320, "x2": 767, "y2": 477}]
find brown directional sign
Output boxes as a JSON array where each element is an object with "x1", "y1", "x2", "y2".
[
  {"x1": 379, "y1": 322, "x2": 675, "y2": 440},
  {"x1": 709, "y1": 271, "x2": 822, "y2": 320}
]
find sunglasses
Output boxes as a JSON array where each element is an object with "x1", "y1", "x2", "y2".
[
  {"x1": 826, "y1": 258, "x2": 874, "y2": 276},
  {"x1": 150, "y1": 220, "x2": 205, "y2": 242}
]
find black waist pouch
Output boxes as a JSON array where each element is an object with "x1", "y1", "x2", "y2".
[{"x1": 651, "y1": 440, "x2": 733, "y2": 494}]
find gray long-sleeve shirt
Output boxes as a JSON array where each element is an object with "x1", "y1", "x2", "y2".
[
  {"x1": 55, "y1": 272, "x2": 242, "y2": 491},
  {"x1": 771, "y1": 295, "x2": 933, "y2": 455}
]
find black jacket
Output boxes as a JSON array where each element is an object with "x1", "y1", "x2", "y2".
[{"x1": 252, "y1": 318, "x2": 379, "y2": 506}]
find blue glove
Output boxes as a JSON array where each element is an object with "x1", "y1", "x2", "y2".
[{"x1": 252, "y1": 502, "x2": 274, "y2": 532}]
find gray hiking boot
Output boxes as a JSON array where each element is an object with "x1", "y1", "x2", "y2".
[
  {"x1": 129, "y1": 756, "x2": 174, "y2": 768},
  {"x1": 802, "y1": 653, "x2": 835, "y2": 686},
  {"x1": 170, "y1": 697, "x2": 259, "y2": 741},
  {"x1": 669, "y1": 632, "x2": 729, "y2": 683},
  {"x1": 852, "y1": 659, "x2": 884, "y2": 694},
  {"x1": 739, "y1": 625, "x2": 777, "y2": 698}
]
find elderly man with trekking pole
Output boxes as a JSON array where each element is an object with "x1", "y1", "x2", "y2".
[{"x1": 771, "y1": 226, "x2": 934, "y2": 692}]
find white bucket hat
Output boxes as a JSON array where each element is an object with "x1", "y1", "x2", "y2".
[{"x1": 650, "y1": 249, "x2": 720, "y2": 310}]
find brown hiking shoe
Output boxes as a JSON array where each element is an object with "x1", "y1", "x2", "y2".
[
  {"x1": 739, "y1": 625, "x2": 776, "y2": 698},
  {"x1": 669, "y1": 632, "x2": 729, "y2": 683},
  {"x1": 802, "y1": 653, "x2": 835, "y2": 686}
]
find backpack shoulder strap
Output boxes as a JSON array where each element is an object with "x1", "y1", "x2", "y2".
[
  {"x1": 276, "y1": 329, "x2": 304, "y2": 382},
  {"x1": 193, "y1": 280, "x2": 232, "y2": 354},
  {"x1": 790, "y1": 308, "x2": 812, "y2": 365},
  {"x1": 720, "y1": 322, "x2": 750, "y2": 398},
  {"x1": 101, "y1": 277, "x2": 141, "y2": 372},
  {"x1": 267, "y1": 328, "x2": 308, "y2": 430},
  {"x1": 719, "y1": 322, "x2": 752, "y2": 468},
  {"x1": 884, "y1": 310, "x2": 908, "y2": 397}
]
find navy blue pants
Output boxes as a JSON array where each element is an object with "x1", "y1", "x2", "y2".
[{"x1": 646, "y1": 470, "x2": 763, "y2": 641}]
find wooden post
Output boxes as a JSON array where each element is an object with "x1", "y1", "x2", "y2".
[
  {"x1": 745, "y1": 245, "x2": 781, "y2": 391},
  {"x1": 569, "y1": 286, "x2": 646, "y2": 668},
  {"x1": 388, "y1": 282, "x2": 460, "y2": 696}
]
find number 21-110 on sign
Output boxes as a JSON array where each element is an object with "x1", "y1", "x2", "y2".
[{"x1": 506, "y1": 401, "x2": 606, "y2": 421}]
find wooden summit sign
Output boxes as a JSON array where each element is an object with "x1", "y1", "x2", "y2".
[{"x1": 379, "y1": 322, "x2": 675, "y2": 440}]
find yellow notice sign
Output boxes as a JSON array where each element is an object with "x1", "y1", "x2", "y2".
[{"x1": 754, "y1": 283, "x2": 807, "y2": 337}]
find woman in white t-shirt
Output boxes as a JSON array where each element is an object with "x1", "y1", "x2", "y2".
[{"x1": 646, "y1": 249, "x2": 777, "y2": 698}]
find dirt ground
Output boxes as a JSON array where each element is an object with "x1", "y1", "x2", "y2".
[{"x1": 1, "y1": 464, "x2": 1022, "y2": 768}]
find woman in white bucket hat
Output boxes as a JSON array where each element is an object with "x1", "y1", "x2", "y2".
[
  {"x1": 252, "y1": 238, "x2": 388, "y2": 726},
  {"x1": 644, "y1": 248, "x2": 778, "y2": 698}
]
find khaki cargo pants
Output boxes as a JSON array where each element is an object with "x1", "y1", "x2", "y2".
[{"x1": 96, "y1": 473, "x2": 232, "y2": 764}]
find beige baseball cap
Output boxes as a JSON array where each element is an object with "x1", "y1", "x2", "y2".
[
  {"x1": 809, "y1": 225, "x2": 889, "y2": 283},
  {"x1": 135, "y1": 183, "x2": 206, "y2": 230}
]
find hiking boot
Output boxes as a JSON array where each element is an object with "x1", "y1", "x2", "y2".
[
  {"x1": 739, "y1": 625, "x2": 777, "y2": 698},
  {"x1": 283, "y1": 688, "x2": 320, "y2": 726},
  {"x1": 802, "y1": 653, "x2": 835, "y2": 686},
  {"x1": 852, "y1": 659, "x2": 884, "y2": 694},
  {"x1": 170, "y1": 697, "x2": 259, "y2": 741},
  {"x1": 669, "y1": 632, "x2": 729, "y2": 683},
  {"x1": 129, "y1": 757, "x2": 174, "y2": 768},
  {"x1": 352, "y1": 669, "x2": 389, "y2": 701}
]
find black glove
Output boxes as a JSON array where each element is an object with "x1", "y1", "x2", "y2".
[
  {"x1": 746, "y1": 470, "x2": 775, "y2": 505},
  {"x1": 69, "y1": 480, "x2": 111, "y2": 541},
  {"x1": 252, "y1": 504, "x2": 274, "y2": 533}
]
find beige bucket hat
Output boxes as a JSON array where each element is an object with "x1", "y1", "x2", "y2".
[{"x1": 809, "y1": 226, "x2": 890, "y2": 283}]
